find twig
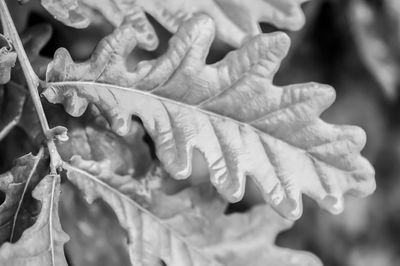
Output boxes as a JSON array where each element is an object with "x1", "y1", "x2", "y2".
[{"x1": 0, "y1": 0, "x2": 62, "y2": 174}]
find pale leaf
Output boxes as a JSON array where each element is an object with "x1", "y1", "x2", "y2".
[
  {"x1": 39, "y1": 0, "x2": 309, "y2": 48},
  {"x1": 40, "y1": 0, "x2": 90, "y2": 29},
  {"x1": 0, "y1": 175, "x2": 69, "y2": 266},
  {"x1": 44, "y1": 15, "x2": 375, "y2": 219},
  {"x1": 63, "y1": 156, "x2": 321, "y2": 266}
]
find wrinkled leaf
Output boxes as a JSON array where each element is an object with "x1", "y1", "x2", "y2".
[
  {"x1": 44, "y1": 15, "x2": 376, "y2": 219},
  {"x1": 39, "y1": 0, "x2": 309, "y2": 48},
  {"x1": 0, "y1": 174, "x2": 69, "y2": 266},
  {"x1": 63, "y1": 155, "x2": 321, "y2": 266},
  {"x1": 57, "y1": 120, "x2": 151, "y2": 177},
  {"x1": 0, "y1": 150, "x2": 46, "y2": 244},
  {"x1": 0, "y1": 34, "x2": 16, "y2": 85},
  {"x1": 40, "y1": 0, "x2": 90, "y2": 29}
]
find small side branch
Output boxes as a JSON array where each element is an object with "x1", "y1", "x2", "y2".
[{"x1": 0, "y1": 0, "x2": 62, "y2": 173}]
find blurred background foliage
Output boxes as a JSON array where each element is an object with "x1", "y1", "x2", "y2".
[{"x1": 1, "y1": 0, "x2": 400, "y2": 265}]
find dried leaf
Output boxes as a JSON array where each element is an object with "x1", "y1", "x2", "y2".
[
  {"x1": 0, "y1": 174, "x2": 69, "y2": 266},
  {"x1": 44, "y1": 15, "x2": 375, "y2": 219},
  {"x1": 0, "y1": 34, "x2": 16, "y2": 85},
  {"x1": 0, "y1": 150, "x2": 47, "y2": 244},
  {"x1": 39, "y1": 0, "x2": 309, "y2": 48},
  {"x1": 63, "y1": 155, "x2": 321, "y2": 266}
]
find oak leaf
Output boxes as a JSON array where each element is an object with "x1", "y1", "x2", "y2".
[
  {"x1": 39, "y1": 0, "x2": 309, "y2": 48},
  {"x1": 44, "y1": 15, "x2": 375, "y2": 219},
  {"x1": 63, "y1": 155, "x2": 321, "y2": 266},
  {"x1": 0, "y1": 174, "x2": 68, "y2": 266}
]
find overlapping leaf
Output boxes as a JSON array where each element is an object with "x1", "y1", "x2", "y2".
[
  {"x1": 57, "y1": 120, "x2": 152, "y2": 177},
  {"x1": 63, "y1": 155, "x2": 321, "y2": 266},
  {"x1": 0, "y1": 150, "x2": 47, "y2": 244},
  {"x1": 0, "y1": 174, "x2": 68, "y2": 265},
  {"x1": 0, "y1": 24, "x2": 53, "y2": 142},
  {"x1": 57, "y1": 118, "x2": 158, "y2": 265},
  {"x1": 59, "y1": 181, "x2": 132, "y2": 266},
  {"x1": 39, "y1": 0, "x2": 309, "y2": 48},
  {"x1": 0, "y1": 33, "x2": 16, "y2": 85},
  {"x1": 44, "y1": 15, "x2": 376, "y2": 219}
]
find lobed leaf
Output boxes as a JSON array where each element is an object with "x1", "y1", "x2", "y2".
[
  {"x1": 0, "y1": 174, "x2": 69, "y2": 266},
  {"x1": 63, "y1": 155, "x2": 321, "y2": 266},
  {"x1": 38, "y1": 0, "x2": 309, "y2": 49},
  {"x1": 44, "y1": 15, "x2": 375, "y2": 220}
]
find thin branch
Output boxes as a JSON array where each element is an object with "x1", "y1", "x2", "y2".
[
  {"x1": 10, "y1": 147, "x2": 44, "y2": 242},
  {"x1": 0, "y1": 0, "x2": 62, "y2": 173}
]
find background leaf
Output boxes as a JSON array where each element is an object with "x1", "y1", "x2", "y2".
[
  {"x1": 37, "y1": 0, "x2": 309, "y2": 48},
  {"x1": 63, "y1": 154, "x2": 321, "y2": 266},
  {"x1": 0, "y1": 174, "x2": 69, "y2": 266},
  {"x1": 0, "y1": 150, "x2": 47, "y2": 244}
]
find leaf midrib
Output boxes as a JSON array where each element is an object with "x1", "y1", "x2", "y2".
[
  {"x1": 63, "y1": 162, "x2": 222, "y2": 266},
  {"x1": 47, "y1": 80, "x2": 310, "y2": 151}
]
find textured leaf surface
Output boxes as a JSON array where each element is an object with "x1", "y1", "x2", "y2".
[
  {"x1": 57, "y1": 120, "x2": 152, "y2": 177},
  {"x1": 44, "y1": 15, "x2": 375, "y2": 219},
  {"x1": 0, "y1": 174, "x2": 68, "y2": 266},
  {"x1": 0, "y1": 34, "x2": 16, "y2": 85},
  {"x1": 0, "y1": 151, "x2": 46, "y2": 244},
  {"x1": 63, "y1": 155, "x2": 321, "y2": 266},
  {"x1": 40, "y1": 0, "x2": 90, "y2": 29},
  {"x1": 39, "y1": 0, "x2": 309, "y2": 48}
]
